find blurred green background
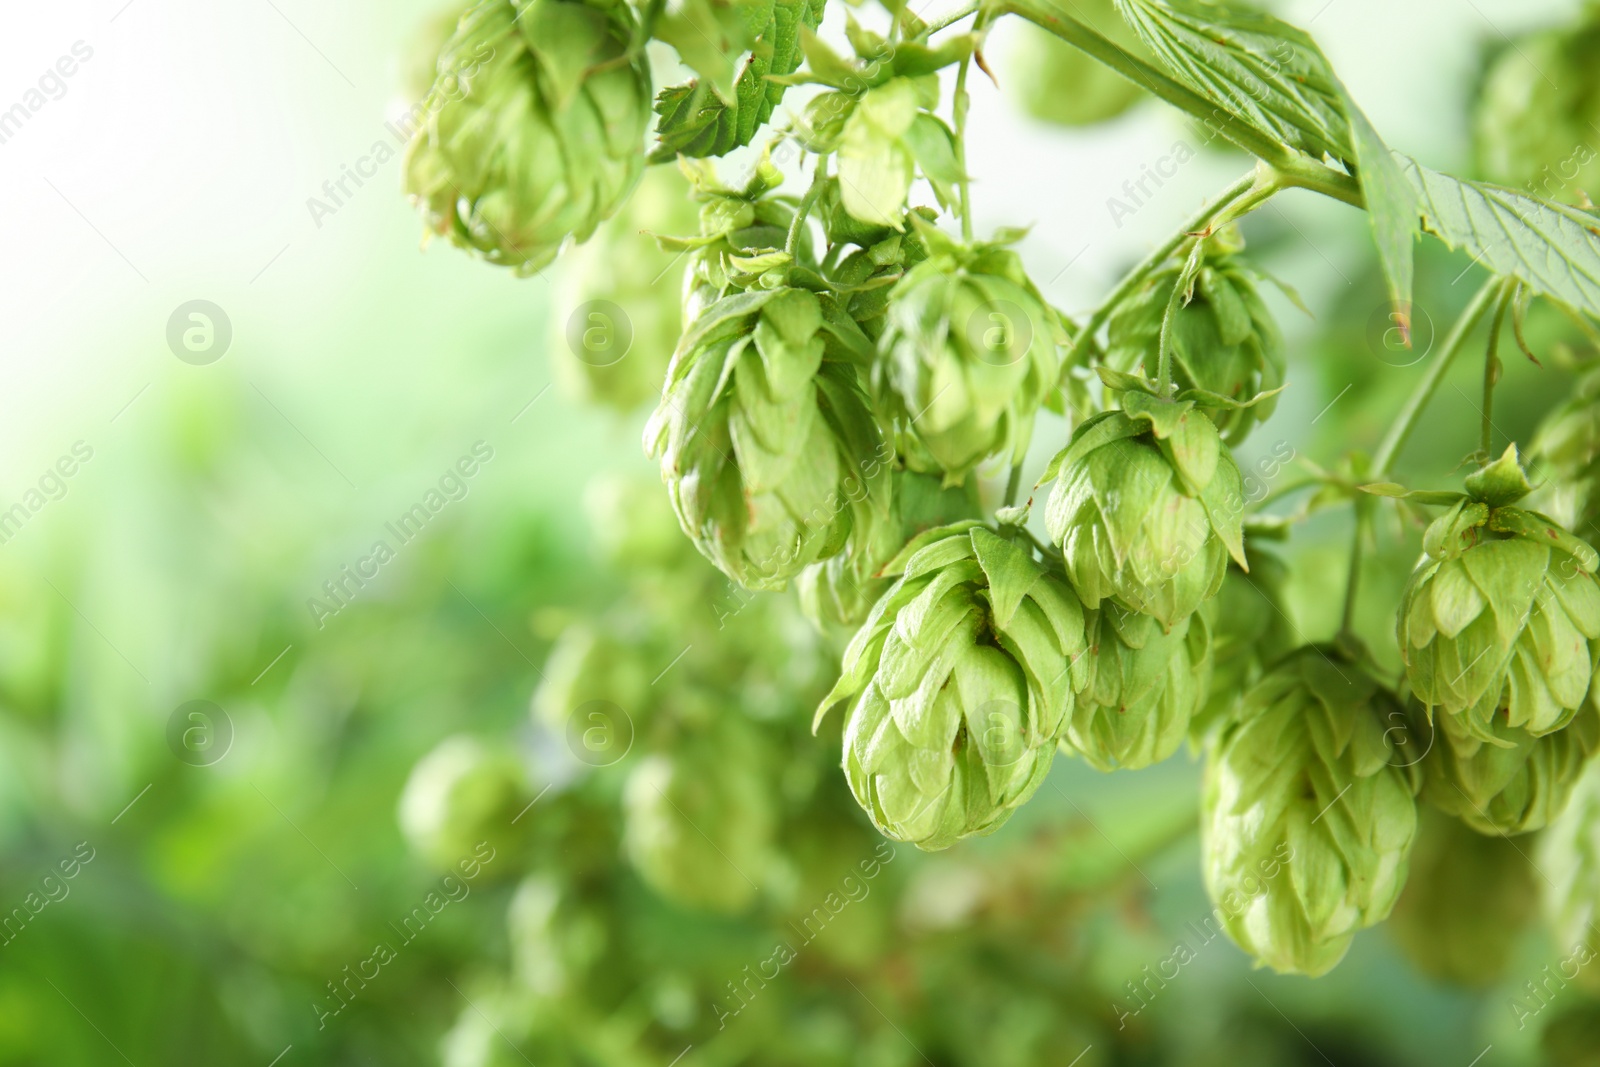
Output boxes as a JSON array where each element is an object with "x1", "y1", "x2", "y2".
[{"x1": 1, "y1": 0, "x2": 1597, "y2": 1064}]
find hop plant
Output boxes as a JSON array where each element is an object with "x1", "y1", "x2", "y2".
[
  {"x1": 815, "y1": 523, "x2": 1091, "y2": 850},
  {"x1": 1104, "y1": 244, "x2": 1286, "y2": 445},
  {"x1": 672, "y1": 156, "x2": 813, "y2": 321},
  {"x1": 1192, "y1": 547, "x2": 1294, "y2": 742},
  {"x1": 645, "y1": 286, "x2": 893, "y2": 590},
  {"x1": 1397, "y1": 448, "x2": 1600, "y2": 743},
  {"x1": 1388, "y1": 808, "x2": 1538, "y2": 987},
  {"x1": 623, "y1": 720, "x2": 776, "y2": 913},
  {"x1": 550, "y1": 166, "x2": 698, "y2": 410},
  {"x1": 1064, "y1": 603, "x2": 1212, "y2": 770},
  {"x1": 1000, "y1": 0, "x2": 1147, "y2": 127},
  {"x1": 1043, "y1": 394, "x2": 1248, "y2": 630},
  {"x1": 876, "y1": 227, "x2": 1062, "y2": 484},
  {"x1": 399, "y1": 735, "x2": 528, "y2": 870},
  {"x1": 1474, "y1": 12, "x2": 1600, "y2": 202},
  {"x1": 1202, "y1": 650, "x2": 1420, "y2": 976},
  {"x1": 404, "y1": 0, "x2": 652, "y2": 274},
  {"x1": 1419, "y1": 700, "x2": 1600, "y2": 836},
  {"x1": 1529, "y1": 368, "x2": 1600, "y2": 535},
  {"x1": 1539, "y1": 755, "x2": 1600, "y2": 983}
]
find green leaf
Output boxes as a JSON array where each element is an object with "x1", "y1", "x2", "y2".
[
  {"x1": 1113, "y1": 0, "x2": 1351, "y2": 162},
  {"x1": 650, "y1": 0, "x2": 826, "y2": 162},
  {"x1": 901, "y1": 113, "x2": 963, "y2": 211},
  {"x1": 1401, "y1": 156, "x2": 1600, "y2": 322},
  {"x1": 1338, "y1": 85, "x2": 1417, "y2": 341}
]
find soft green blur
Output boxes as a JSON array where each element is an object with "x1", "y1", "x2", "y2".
[{"x1": 2, "y1": 0, "x2": 1598, "y2": 1065}]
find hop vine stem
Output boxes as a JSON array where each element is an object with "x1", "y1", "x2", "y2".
[{"x1": 1481, "y1": 283, "x2": 1513, "y2": 459}]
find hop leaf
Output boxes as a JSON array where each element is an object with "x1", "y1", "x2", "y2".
[
  {"x1": 1202, "y1": 649, "x2": 1420, "y2": 976},
  {"x1": 815, "y1": 525, "x2": 1091, "y2": 850},
  {"x1": 1043, "y1": 404, "x2": 1247, "y2": 630},
  {"x1": 1104, "y1": 250, "x2": 1286, "y2": 444},
  {"x1": 403, "y1": 0, "x2": 652, "y2": 275},
  {"x1": 645, "y1": 287, "x2": 893, "y2": 590},
  {"x1": 877, "y1": 235, "x2": 1063, "y2": 484},
  {"x1": 1063, "y1": 604, "x2": 1211, "y2": 770},
  {"x1": 1398, "y1": 492, "x2": 1600, "y2": 743}
]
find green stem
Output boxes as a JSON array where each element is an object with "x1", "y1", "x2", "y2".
[
  {"x1": 1004, "y1": 461, "x2": 1023, "y2": 507},
  {"x1": 1338, "y1": 497, "x2": 1370, "y2": 639},
  {"x1": 1481, "y1": 283, "x2": 1511, "y2": 459},
  {"x1": 1370, "y1": 278, "x2": 1500, "y2": 478},
  {"x1": 786, "y1": 159, "x2": 829, "y2": 257},
  {"x1": 925, "y1": 0, "x2": 980, "y2": 34},
  {"x1": 952, "y1": 13, "x2": 990, "y2": 244},
  {"x1": 1071, "y1": 166, "x2": 1275, "y2": 359}
]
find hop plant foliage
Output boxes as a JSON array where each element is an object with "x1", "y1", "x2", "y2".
[
  {"x1": 815, "y1": 523, "x2": 1090, "y2": 849},
  {"x1": 1203, "y1": 650, "x2": 1421, "y2": 976},
  {"x1": 404, "y1": 0, "x2": 652, "y2": 274}
]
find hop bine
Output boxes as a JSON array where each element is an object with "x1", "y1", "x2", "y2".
[
  {"x1": 645, "y1": 285, "x2": 893, "y2": 591},
  {"x1": 404, "y1": 0, "x2": 652, "y2": 274},
  {"x1": 1043, "y1": 392, "x2": 1248, "y2": 630},
  {"x1": 1397, "y1": 447, "x2": 1600, "y2": 744},
  {"x1": 876, "y1": 225, "x2": 1062, "y2": 485},
  {"x1": 1202, "y1": 649, "x2": 1420, "y2": 977},
  {"x1": 815, "y1": 523, "x2": 1091, "y2": 850}
]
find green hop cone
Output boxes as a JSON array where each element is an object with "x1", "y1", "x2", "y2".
[
  {"x1": 1419, "y1": 700, "x2": 1600, "y2": 836},
  {"x1": 815, "y1": 523, "x2": 1091, "y2": 850},
  {"x1": 645, "y1": 286, "x2": 893, "y2": 591},
  {"x1": 404, "y1": 0, "x2": 652, "y2": 274},
  {"x1": 1104, "y1": 247, "x2": 1286, "y2": 445},
  {"x1": 876, "y1": 227, "x2": 1062, "y2": 484},
  {"x1": 1398, "y1": 448, "x2": 1600, "y2": 743},
  {"x1": 532, "y1": 621, "x2": 650, "y2": 736},
  {"x1": 1538, "y1": 754, "x2": 1600, "y2": 989},
  {"x1": 399, "y1": 735, "x2": 528, "y2": 871},
  {"x1": 1192, "y1": 547, "x2": 1294, "y2": 743},
  {"x1": 672, "y1": 156, "x2": 811, "y2": 321},
  {"x1": 623, "y1": 721, "x2": 775, "y2": 912},
  {"x1": 1063, "y1": 604, "x2": 1211, "y2": 771},
  {"x1": 1043, "y1": 394, "x2": 1248, "y2": 630},
  {"x1": 1000, "y1": 0, "x2": 1146, "y2": 127},
  {"x1": 582, "y1": 472, "x2": 698, "y2": 572},
  {"x1": 797, "y1": 468, "x2": 979, "y2": 630},
  {"x1": 1387, "y1": 808, "x2": 1538, "y2": 987},
  {"x1": 1529, "y1": 368, "x2": 1600, "y2": 535},
  {"x1": 1202, "y1": 649, "x2": 1420, "y2": 976},
  {"x1": 550, "y1": 165, "x2": 697, "y2": 410},
  {"x1": 1474, "y1": 13, "x2": 1600, "y2": 202}
]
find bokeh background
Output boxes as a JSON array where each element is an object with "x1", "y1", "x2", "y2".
[{"x1": 0, "y1": 0, "x2": 1593, "y2": 1064}]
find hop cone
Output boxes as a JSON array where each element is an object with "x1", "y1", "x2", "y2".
[
  {"x1": 1420, "y1": 701, "x2": 1600, "y2": 836},
  {"x1": 404, "y1": 0, "x2": 651, "y2": 274},
  {"x1": 797, "y1": 469, "x2": 979, "y2": 630},
  {"x1": 399, "y1": 735, "x2": 528, "y2": 870},
  {"x1": 815, "y1": 523, "x2": 1091, "y2": 850},
  {"x1": 645, "y1": 287, "x2": 892, "y2": 590},
  {"x1": 1193, "y1": 548, "x2": 1293, "y2": 742},
  {"x1": 623, "y1": 721, "x2": 775, "y2": 912},
  {"x1": 1044, "y1": 396, "x2": 1248, "y2": 629},
  {"x1": 1202, "y1": 650, "x2": 1420, "y2": 976},
  {"x1": 1002, "y1": 0, "x2": 1146, "y2": 127},
  {"x1": 1105, "y1": 249, "x2": 1285, "y2": 444},
  {"x1": 1529, "y1": 369, "x2": 1600, "y2": 535},
  {"x1": 1398, "y1": 450, "x2": 1600, "y2": 743},
  {"x1": 550, "y1": 165, "x2": 697, "y2": 410},
  {"x1": 1539, "y1": 754, "x2": 1600, "y2": 986},
  {"x1": 877, "y1": 230, "x2": 1061, "y2": 484},
  {"x1": 1474, "y1": 13, "x2": 1600, "y2": 201},
  {"x1": 1063, "y1": 604, "x2": 1211, "y2": 771},
  {"x1": 582, "y1": 472, "x2": 698, "y2": 573},
  {"x1": 672, "y1": 155, "x2": 811, "y2": 322},
  {"x1": 1388, "y1": 808, "x2": 1538, "y2": 987}
]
